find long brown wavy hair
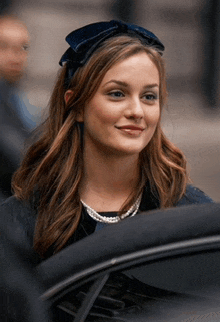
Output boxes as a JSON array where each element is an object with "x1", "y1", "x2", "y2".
[{"x1": 12, "y1": 35, "x2": 188, "y2": 257}]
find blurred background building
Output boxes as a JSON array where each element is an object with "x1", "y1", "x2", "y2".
[{"x1": 1, "y1": 0, "x2": 220, "y2": 201}]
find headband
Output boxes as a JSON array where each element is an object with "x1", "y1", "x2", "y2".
[{"x1": 59, "y1": 20, "x2": 165, "y2": 86}]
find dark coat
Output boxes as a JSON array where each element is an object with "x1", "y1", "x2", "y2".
[{"x1": 0, "y1": 184, "x2": 213, "y2": 265}]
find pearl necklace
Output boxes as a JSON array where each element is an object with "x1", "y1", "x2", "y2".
[{"x1": 81, "y1": 194, "x2": 142, "y2": 224}]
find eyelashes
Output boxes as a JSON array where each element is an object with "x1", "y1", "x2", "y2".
[
  {"x1": 143, "y1": 93, "x2": 158, "y2": 101},
  {"x1": 107, "y1": 90, "x2": 158, "y2": 103},
  {"x1": 107, "y1": 91, "x2": 124, "y2": 98}
]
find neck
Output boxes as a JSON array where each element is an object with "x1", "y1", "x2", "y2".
[{"x1": 80, "y1": 144, "x2": 140, "y2": 211}]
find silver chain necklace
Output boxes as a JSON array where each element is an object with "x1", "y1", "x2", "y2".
[{"x1": 81, "y1": 194, "x2": 142, "y2": 224}]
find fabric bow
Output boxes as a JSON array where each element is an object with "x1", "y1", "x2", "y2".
[{"x1": 59, "y1": 20, "x2": 165, "y2": 86}]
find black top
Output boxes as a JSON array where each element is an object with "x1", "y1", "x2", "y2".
[{"x1": 0, "y1": 184, "x2": 213, "y2": 265}]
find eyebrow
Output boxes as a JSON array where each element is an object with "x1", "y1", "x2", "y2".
[{"x1": 104, "y1": 80, "x2": 159, "y2": 88}]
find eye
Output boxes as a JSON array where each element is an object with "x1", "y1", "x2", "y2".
[
  {"x1": 143, "y1": 93, "x2": 158, "y2": 103},
  {"x1": 108, "y1": 91, "x2": 124, "y2": 98},
  {"x1": 22, "y1": 44, "x2": 29, "y2": 51}
]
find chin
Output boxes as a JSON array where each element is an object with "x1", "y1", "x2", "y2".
[
  {"x1": 4, "y1": 71, "x2": 23, "y2": 84},
  {"x1": 109, "y1": 145, "x2": 146, "y2": 157}
]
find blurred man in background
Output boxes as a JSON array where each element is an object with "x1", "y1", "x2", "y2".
[{"x1": 0, "y1": 15, "x2": 37, "y2": 201}]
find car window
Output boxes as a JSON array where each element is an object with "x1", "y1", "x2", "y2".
[{"x1": 50, "y1": 249, "x2": 220, "y2": 322}]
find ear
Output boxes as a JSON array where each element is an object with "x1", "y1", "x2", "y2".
[
  {"x1": 64, "y1": 89, "x2": 84, "y2": 122},
  {"x1": 64, "y1": 90, "x2": 73, "y2": 104}
]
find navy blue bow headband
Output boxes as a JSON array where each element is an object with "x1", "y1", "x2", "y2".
[{"x1": 59, "y1": 20, "x2": 165, "y2": 86}]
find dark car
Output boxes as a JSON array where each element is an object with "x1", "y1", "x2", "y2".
[{"x1": 35, "y1": 202, "x2": 220, "y2": 321}]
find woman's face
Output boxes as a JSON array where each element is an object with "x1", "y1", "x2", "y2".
[{"x1": 77, "y1": 52, "x2": 160, "y2": 157}]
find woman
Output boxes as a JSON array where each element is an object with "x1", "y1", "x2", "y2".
[{"x1": 0, "y1": 20, "x2": 212, "y2": 262}]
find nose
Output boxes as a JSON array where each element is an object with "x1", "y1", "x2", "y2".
[{"x1": 124, "y1": 96, "x2": 144, "y2": 120}]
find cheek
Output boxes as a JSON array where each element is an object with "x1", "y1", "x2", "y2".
[
  {"x1": 89, "y1": 107, "x2": 120, "y2": 125},
  {"x1": 21, "y1": 55, "x2": 28, "y2": 64},
  {"x1": 154, "y1": 109, "x2": 161, "y2": 124},
  {"x1": 146, "y1": 107, "x2": 160, "y2": 126}
]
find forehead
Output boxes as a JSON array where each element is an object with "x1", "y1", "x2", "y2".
[
  {"x1": 0, "y1": 20, "x2": 29, "y2": 43},
  {"x1": 101, "y1": 52, "x2": 159, "y2": 85}
]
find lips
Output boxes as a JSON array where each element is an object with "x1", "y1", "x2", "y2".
[
  {"x1": 115, "y1": 125, "x2": 145, "y2": 136},
  {"x1": 117, "y1": 125, "x2": 144, "y2": 131}
]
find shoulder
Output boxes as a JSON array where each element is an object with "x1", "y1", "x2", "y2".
[
  {"x1": 176, "y1": 184, "x2": 213, "y2": 206},
  {"x1": 0, "y1": 196, "x2": 38, "y2": 256},
  {"x1": 0, "y1": 195, "x2": 36, "y2": 221}
]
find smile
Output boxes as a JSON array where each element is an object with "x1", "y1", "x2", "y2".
[{"x1": 115, "y1": 125, "x2": 145, "y2": 136}]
